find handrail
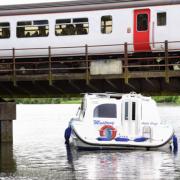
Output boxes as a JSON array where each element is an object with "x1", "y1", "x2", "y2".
[
  {"x1": 1, "y1": 39, "x2": 180, "y2": 52},
  {"x1": 0, "y1": 40, "x2": 178, "y2": 86}
]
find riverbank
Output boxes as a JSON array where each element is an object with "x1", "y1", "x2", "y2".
[
  {"x1": 14, "y1": 97, "x2": 82, "y2": 104},
  {"x1": 153, "y1": 96, "x2": 180, "y2": 104},
  {"x1": 10, "y1": 96, "x2": 180, "y2": 104}
]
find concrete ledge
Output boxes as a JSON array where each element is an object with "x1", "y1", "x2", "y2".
[
  {"x1": 0, "y1": 102, "x2": 16, "y2": 120},
  {"x1": 90, "y1": 59, "x2": 122, "y2": 75}
]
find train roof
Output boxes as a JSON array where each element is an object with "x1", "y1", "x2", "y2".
[{"x1": 0, "y1": 0, "x2": 180, "y2": 16}]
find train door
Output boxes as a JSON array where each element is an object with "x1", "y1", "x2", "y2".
[
  {"x1": 133, "y1": 9, "x2": 151, "y2": 52},
  {"x1": 122, "y1": 101, "x2": 138, "y2": 136}
]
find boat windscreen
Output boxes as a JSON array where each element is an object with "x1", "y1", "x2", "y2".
[{"x1": 93, "y1": 103, "x2": 117, "y2": 118}]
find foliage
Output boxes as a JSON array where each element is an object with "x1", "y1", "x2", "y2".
[
  {"x1": 14, "y1": 97, "x2": 82, "y2": 104},
  {"x1": 153, "y1": 96, "x2": 180, "y2": 104},
  {"x1": 5, "y1": 96, "x2": 180, "y2": 104}
]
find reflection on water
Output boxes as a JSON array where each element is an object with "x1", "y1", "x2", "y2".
[
  {"x1": 0, "y1": 104, "x2": 179, "y2": 180},
  {"x1": 66, "y1": 145, "x2": 180, "y2": 180}
]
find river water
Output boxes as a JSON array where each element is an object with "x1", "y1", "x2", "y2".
[{"x1": 0, "y1": 104, "x2": 180, "y2": 180}]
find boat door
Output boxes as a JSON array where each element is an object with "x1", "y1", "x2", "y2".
[
  {"x1": 133, "y1": 9, "x2": 151, "y2": 52},
  {"x1": 122, "y1": 101, "x2": 138, "y2": 136}
]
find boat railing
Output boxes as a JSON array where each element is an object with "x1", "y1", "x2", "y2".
[
  {"x1": 142, "y1": 126, "x2": 152, "y2": 142},
  {"x1": 86, "y1": 92, "x2": 123, "y2": 98}
]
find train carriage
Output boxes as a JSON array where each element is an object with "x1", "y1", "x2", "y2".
[{"x1": 0, "y1": 0, "x2": 180, "y2": 72}]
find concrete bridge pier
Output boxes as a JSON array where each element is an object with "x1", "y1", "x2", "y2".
[{"x1": 0, "y1": 101, "x2": 16, "y2": 143}]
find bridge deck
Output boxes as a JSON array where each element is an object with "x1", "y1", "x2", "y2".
[
  {"x1": 0, "y1": 71, "x2": 180, "y2": 81},
  {"x1": 0, "y1": 41, "x2": 180, "y2": 97}
]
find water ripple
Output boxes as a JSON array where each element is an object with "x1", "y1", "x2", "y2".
[{"x1": 0, "y1": 104, "x2": 179, "y2": 180}]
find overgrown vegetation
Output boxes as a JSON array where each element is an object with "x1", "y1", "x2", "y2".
[
  {"x1": 15, "y1": 97, "x2": 82, "y2": 104},
  {"x1": 5, "y1": 96, "x2": 180, "y2": 104},
  {"x1": 153, "y1": 96, "x2": 180, "y2": 104}
]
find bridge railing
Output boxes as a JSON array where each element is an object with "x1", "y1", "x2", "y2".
[{"x1": 0, "y1": 40, "x2": 180, "y2": 85}]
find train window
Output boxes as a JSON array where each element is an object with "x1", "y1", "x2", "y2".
[
  {"x1": 137, "y1": 14, "x2": 148, "y2": 31},
  {"x1": 55, "y1": 18, "x2": 88, "y2": 36},
  {"x1": 0, "y1": 22, "x2": 10, "y2": 39},
  {"x1": 55, "y1": 19, "x2": 74, "y2": 36},
  {"x1": 56, "y1": 19, "x2": 71, "y2": 24},
  {"x1": 17, "y1": 21, "x2": 31, "y2": 26},
  {"x1": 17, "y1": 20, "x2": 49, "y2": 38},
  {"x1": 101, "y1": 16, "x2": 112, "y2": 34},
  {"x1": 157, "y1": 12, "x2": 166, "y2": 26},
  {"x1": 73, "y1": 18, "x2": 88, "y2": 35}
]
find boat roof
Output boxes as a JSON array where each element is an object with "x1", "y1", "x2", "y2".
[
  {"x1": 0, "y1": 0, "x2": 180, "y2": 16},
  {"x1": 85, "y1": 92, "x2": 151, "y2": 101}
]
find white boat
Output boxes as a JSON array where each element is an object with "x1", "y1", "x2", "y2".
[{"x1": 64, "y1": 92, "x2": 178, "y2": 151}]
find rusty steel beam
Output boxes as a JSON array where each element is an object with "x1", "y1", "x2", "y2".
[
  {"x1": 0, "y1": 71, "x2": 179, "y2": 82},
  {"x1": 85, "y1": 44, "x2": 90, "y2": 84},
  {"x1": 48, "y1": 46, "x2": 53, "y2": 86},
  {"x1": 105, "y1": 79, "x2": 119, "y2": 91},
  {"x1": 86, "y1": 82, "x2": 99, "y2": 92},
  {"x1": 12, "y1": 48, "x2": 16, "y2": 87},
  {"x1": 165, "y1": 40, "x2": 169, "y2": 83},
  {"x1": 0, "y1": 71, "x2": 179, "y2": 81},
  {"x1": 124, "y1": 42, "x2": 129, "y2": 84},
  {"x1": 145, "y1": 78, "x2": 156, "y2": 87},
  {"x1": 68, "y1": 80, "x2": 83, "y2": 93},
  {"x1": 0, "y1": 78, "x2": 178, "y2": 97}
]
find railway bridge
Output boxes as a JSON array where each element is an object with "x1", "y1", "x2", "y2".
[
  {"x1": 0, "y1": 41, "x2": 180, "y2": 97},
  {"x1": 0, "y1": 41, "x2": 180, "y2": 143}
]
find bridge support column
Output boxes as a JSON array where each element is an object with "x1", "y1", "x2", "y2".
[{"x1": 0, "y1": 102, "x2": 16, "y2": 143}]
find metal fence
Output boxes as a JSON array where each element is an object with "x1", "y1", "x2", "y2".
[{"x1": 0, "y1": 40, "x2": 180, "y2": 85}]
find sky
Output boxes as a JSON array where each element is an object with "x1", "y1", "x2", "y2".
[{"x1": 0, "y1": 0, "x2": 74, "y2": 6}]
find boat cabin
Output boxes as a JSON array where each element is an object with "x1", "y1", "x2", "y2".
[{"x1": 79, "y1": 92, "x2": 161, "y2": 139}]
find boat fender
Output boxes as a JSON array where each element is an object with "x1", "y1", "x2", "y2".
[
  {"x1": 115, "y1": 137, "x2": 130, "y2": 142},
  {"x1": 173, "y1": 135, "x2": 178, "y2": 152},
  {"x1": 99, "y1": 125, "x2": 117, "y2": 140},
  {"x1": 97, "y1": 137, "x2": 112, "y2": 141},
  {"x1": 64, "y1": 126, "x2": 72, "y2": 144},
  {"x1": 134, "y1": 137, "x2": 148, "y2": 142}
]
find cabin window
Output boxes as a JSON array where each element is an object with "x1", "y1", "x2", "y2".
[
  {"x1": 93, "y1": 104, "x2": 117, "y2": 118},
  {"x1": 55, "y1": 18, "x2": 89, "y2": 36},
  {"x1": 0, "y1": 22, "x2": 10, "y2": 39},
  {"x1": 16, "y1": 20, "x2": 49, "y2": 38},
  {"x1": 125, "y1": 102, "x2": 128, "y2": 120},
  {"x1": 137, "y1": 14, "x2": 148, "y2": 31},
  {"x1": 132, "y1": 102, "x2": 136, "y2": 121},
  {"x1": 157, "y1": 12, "x2": 166, "y2": 26},
  {"x1": 101, "y1": 15, "x2": 112, "y2": 34}
]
